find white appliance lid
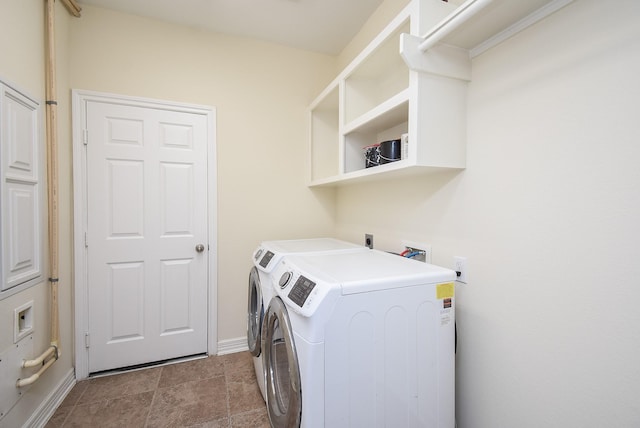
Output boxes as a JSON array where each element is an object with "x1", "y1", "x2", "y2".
[
  {"x1": 262, "y1": 238, "x2": 362, "y2": 254},
  {"x1": 284, "y1": 249, "x2": 456, "y2": 295}
]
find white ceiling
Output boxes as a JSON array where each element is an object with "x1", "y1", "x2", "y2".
[{"x1": 77, "y1": 0, "x2": 385, "y2": 55}]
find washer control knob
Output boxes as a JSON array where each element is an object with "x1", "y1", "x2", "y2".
[
  {"x1": 279, "y1": 271, "x2": 293, "y2": 289},
  {"x1": 254, "y1": 249, "x2": 263, "y2": 260}
]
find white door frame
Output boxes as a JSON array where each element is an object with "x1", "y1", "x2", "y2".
[{"x1": 71, "y1": 89, "x2": 218, "y2": 379}]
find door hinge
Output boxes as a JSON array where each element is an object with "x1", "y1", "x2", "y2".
[
  {"x1": 83, "y1": 129, "x2": 88, "y2": 145},
  {"x1": 85, "y1": 333, "x2": 90, "y2": 348},
  {"x1": 84, "y1": 232, "x2": 88, "y2": 248}
]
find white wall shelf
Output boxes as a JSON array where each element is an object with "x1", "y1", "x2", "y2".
[
  {"x1": 308, "y1": 0, "x2": 465, "y2": 187},
  {"x1": 308, "y1": 0, "x2": 573, "y2": 187}
]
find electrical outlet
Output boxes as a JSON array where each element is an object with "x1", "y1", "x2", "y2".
[
  {"x1": 365, "y1": 234, "x2": 373, "y2": 249},
  {"x1": 454, "y1": 256, "x2": 467, "y2": 283},
  {"x1": 402, "y1": 240, "x2": 431, "y2": 263}
]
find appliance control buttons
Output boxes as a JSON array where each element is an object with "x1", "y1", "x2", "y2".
[
  {"x1": 259, "y1": 251, "x2": 275, "y2": 268},
  {"x1": 254, "y1": 248, "x2": 263, "y2": 260},
  {"x1": 279, "y1": 271, "x2": 293, "y2": 289},
  {"x1": 288, "y1": 275, "x2": 317, "y2": 307}
]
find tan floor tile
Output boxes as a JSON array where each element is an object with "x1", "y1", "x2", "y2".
[
  {"x1": 57, "y1": 380, "x2": 89, "y2": 409},
  {"x1": 188, "y1": 417, "x2": 230, "y2": 428},
  {"x1": 158, "y1": 355, "x2": 225, "y2": 388},
  {"x1": 230, "y1": 408, "x2": 270, "y2": 428},
  {"x1": 146, "y1": 376, "x2": 228, "y2": 427},
  {"x1": 64, "y1": 391, "x2": 153, "y2": 428},
  {"x1": 219, "y1": 352, "x2": 253, "y2": 374},
  {"x1": 228, "y1": 376, "x2": 264, "y2": 416},
  {"x1": 78, "y1": 366, "x2": 162, "y2": 405},
  {"x1": 47, "y1": 351, "x2": 267, "y2": 427},
  {"x1": 44, "y1": 405, "x2": 73, "y2": 428}
]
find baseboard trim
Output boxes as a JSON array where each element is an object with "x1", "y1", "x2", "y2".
[
  {"x1": 23, "y1": 368, "x2": 75, "y2": 428},
  {"x1": 216, "y1": 337, "x2": 248, "y2": 355}
]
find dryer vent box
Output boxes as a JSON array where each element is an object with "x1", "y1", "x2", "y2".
[{"x1": 14, "y1": 301, "x2": 34, "y2": 343}]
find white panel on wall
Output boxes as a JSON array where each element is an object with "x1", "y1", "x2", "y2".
[
  {"x1": 0, "y1": 81, "x2": 42, "y2": 296},
  {"x1": 5, "y1": 92, "x2": 36, "y2": 179},
  {"x1": 5, "y1": 183, "x2": 38, "y2": 288}
]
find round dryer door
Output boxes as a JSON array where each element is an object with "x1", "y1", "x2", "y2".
[
  {"x1": 247, "y1": 267, "x2": 263, "y2": 357},
  {"x1": 263, "y1": 297, "x2": 302, "y2": 428}
]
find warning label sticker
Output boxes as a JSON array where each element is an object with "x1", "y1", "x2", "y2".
[{"x1": 436, "y1": 282, "x2": 455, "y2": 300}]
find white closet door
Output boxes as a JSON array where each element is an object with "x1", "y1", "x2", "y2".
[{"x1": 85, "y1": 100, "x2": 209, "y2": 373}]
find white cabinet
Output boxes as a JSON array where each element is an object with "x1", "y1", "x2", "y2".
[
  {"x1": 309, "y1": 0, "x2": 465, "y2": 186},
  {"x1": 0, "y1": 81, "x2": 44, "y2": 296},
  {"x1": 309, "y1": 0, "x2": 572, "y2": 186}
]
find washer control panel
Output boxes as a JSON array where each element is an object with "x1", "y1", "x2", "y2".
[
  {"x1": 271, "y1": 258, "x2": 335, "y2": 317},
  {"x1": 259, "y1": 250, "x2": 275, "y2": 268},
  {"x1": 288, "y1": 275, "x2": 316, "y2": 307}
]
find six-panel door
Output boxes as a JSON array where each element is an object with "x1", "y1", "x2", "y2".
[{"x1": 86, "y1": 100, "x2": 209, "y2": 373}]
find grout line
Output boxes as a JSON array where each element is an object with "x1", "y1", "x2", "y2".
[
  {"x1": 142, "y1": 366, "x2": 163, "y2": 428},
  {"x1": 224, "y1": 356, "x2": 233, "y2": 427},
  {"x1": 58, "y1": 406, "x2": 72, "y2": 428},
  {"x1": 57, "y1": 380, "x2": 88, "y2": 428}
]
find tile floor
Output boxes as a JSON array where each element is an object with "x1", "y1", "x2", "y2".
[{"x1": 45, "y1": 351, "x2": 269, "y2": 428}]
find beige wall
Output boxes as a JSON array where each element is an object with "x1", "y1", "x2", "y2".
[
  {"x1": 67, "y1": 5, "x2": 338, "y2": 342},
  {"x1": 3, "y1": 0, "x2": 639, "y2": 426},
  {"x1": 337, "y1": 0, "x2": 410, "y2": 69},
  {"x1": 0, "y1": 1, "x2": 74, "y2": 427},
  {"x1": 334, "y1": 0, "x2": 640, "y2": 426}
]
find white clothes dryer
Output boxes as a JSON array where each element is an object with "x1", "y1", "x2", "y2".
[
  {"x1": 247, "y1": 238, "x2": 366, "y2": 400},
  {"x1": 262, "y1": 249, "x2": 456, "y2": 428}
]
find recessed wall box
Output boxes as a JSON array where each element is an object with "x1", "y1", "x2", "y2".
[{"x1": 14, "y1": 301, "x2": 34, "y2": 343}]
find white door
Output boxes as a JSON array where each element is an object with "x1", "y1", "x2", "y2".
[{"x1": 85, "y1": 99, "x2": 209, "y2": 373}]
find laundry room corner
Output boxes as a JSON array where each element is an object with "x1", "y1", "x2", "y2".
[{"x1": 333, "y1": 1, "x2": 640, "y2": 427}]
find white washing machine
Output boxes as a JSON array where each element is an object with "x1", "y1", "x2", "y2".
[
  {"x1": 262, "y1": 249, "x2": 456, "y2": 428},
  {"x1": 247, "y1": 238, "x2": 366, "y2": 400}
]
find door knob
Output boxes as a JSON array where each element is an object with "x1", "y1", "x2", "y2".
[{"x1": 195, "y1": 244, "x2": 205, "y2": 253}]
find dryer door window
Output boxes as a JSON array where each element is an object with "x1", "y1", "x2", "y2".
[
  {"x1": 247, "y1": 267, "x2": 263, "y2": 357},
  {"x1": 263, "y1": 297, "x2": 302, "y2": 428}
]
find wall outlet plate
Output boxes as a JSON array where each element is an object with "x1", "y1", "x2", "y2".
[
  {"x1": 454, "y1": 256, "x2": 467, "y2": 283},
  {"x1": 365, "y1": 234, "x2": 374, "y2": 249}
]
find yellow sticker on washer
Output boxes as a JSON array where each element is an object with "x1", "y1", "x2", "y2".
[{"x1": 436, "y1": 282, "x2": 455, "y2": 300}]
